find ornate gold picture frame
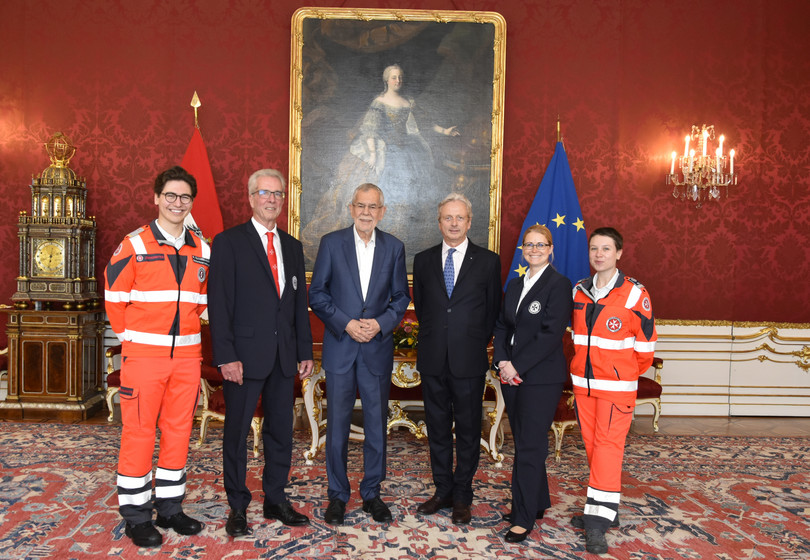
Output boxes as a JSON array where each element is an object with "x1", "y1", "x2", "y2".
[{"x1": 289, "y1": 7, "x2": 506, "y2": 274}]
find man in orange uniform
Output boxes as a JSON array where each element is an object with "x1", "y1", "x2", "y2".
[
  {"x1": 570, "y1": 227, "x2": 657, "y2": 555},
  {"x1": 105, "y1": 166, "x2": 210, "y2": 548}
]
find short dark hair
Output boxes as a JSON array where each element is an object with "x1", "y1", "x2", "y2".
[
  {"x1": 589, "y1": 227, "x2": 623, "y2": 250},
  {"x1": 153, "y1": 166, "x2": 197, "y2": 198}
]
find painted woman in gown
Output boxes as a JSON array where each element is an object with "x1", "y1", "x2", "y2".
[{"x1": 302, "y1": 64, "x2": 458, "y2": 264}]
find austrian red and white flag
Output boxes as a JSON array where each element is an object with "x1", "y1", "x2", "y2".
[{"x1": 181, "y1": 127, "x2": 223, "y2": 242}]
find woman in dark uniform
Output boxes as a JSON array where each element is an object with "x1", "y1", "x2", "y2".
[{"x1": 493, "y1": 224, "x2": 573, "y2": 543}]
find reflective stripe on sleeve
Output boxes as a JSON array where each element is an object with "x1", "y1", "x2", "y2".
[
  {"x1": 105, "y1": 290, "x2": 131, "y2": 303},
  {"x1": 634, "y1": 340, "x2": 656, "y2": 353}
]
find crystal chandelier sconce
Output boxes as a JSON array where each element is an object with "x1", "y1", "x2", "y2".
[{"x1": 666, "y1": 124, "x2": 737, "y2": 207}]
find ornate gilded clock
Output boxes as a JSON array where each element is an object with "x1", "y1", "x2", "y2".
[{"x1": 12, "y1": 132, "x2": 99, "y2": 309}]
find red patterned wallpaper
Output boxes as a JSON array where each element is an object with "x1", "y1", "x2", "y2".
[{"x1": 1, "y1": 0, "x2": 809, "y2": 343}]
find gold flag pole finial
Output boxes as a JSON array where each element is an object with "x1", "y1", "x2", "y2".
[
  {"x1": 556, "y1": 115, "x2": 561, "y2": 143},
  {"x1": 190, "y1": 91, "x2": 201, "y2": 129}
]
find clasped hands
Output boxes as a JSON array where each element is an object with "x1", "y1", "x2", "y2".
[
  {"x1": 497, "y1": 360, "x2": 523, "y2": 386},
  {"x1": 220, "y1": 359, "x2": 314, "y2": 386},
  {"x1": 346, "y1": 318, "x2": 381, "y2": 343}
]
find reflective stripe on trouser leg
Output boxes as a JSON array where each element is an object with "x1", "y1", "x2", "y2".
[
  {"x1": 118, "y1": 470, "x2": 153, "y2": 524},
  {"x1": 154, "y1": 466, "x2": 187, "y2": 517},
  {"x1": 584, "y1": 486, "x2": 620, "y2": 530}
]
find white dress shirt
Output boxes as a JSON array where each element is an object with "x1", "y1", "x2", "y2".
[
  {"x1": 155, "y1": 221, "x2": 186, "y2": 250},
  {"x1": 354, "y1": 226, "x2": 376, "y2": 300},
  {"x1": 510, "y1": 263, "x2": 549, "y2": 344}
]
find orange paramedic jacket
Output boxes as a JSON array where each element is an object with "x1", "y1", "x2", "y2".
[
  {"x1": 104, "y1": 221, "x2": 210, "y2": 358},
  {"x1": 570, "y1": 272, "x2": 657, "y2": 406}
]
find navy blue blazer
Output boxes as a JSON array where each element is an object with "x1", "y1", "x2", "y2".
[
  {"x1": 492, "y1": 266, "x2": 573, "y2": 385},
  {"x1": 412, "y1": 241, "x2": 501, "y2": 378},
  {"x1": 207, "y1": 221, "x2": 313, "y2": 379},
  {"x1": 309, "y1": 226, "x2": 410, "y2": 376}
]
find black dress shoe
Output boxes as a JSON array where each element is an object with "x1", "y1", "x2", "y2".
[
  {"x1": 263, "y1": 501, "x2": 310, "y2": 526},
  {"x1": 156, "y1": 511, "x2": 203, "y2": 535},
  {"x1": 225, "y1": 509, "x2": 251, "y2": 537},
  {"x1": 571, "y1": 513, "x2": 620, "y2": 530},
  {"x1": 502, "y1": 509, "x2": 545, "y2": 523},
  {"x1": 125, "y1": 520, "x2": 162, "y2": 547},
  {"x1": 504, "y1": 527, "x2": 532, "y2": 543},
  {"x1": 324, "y1": 498, "x2": 346, "y2": 525},
  {"x1": 417, "y1": 495, "x2": 454, "y2": 515},
  {"x1": 362, "y1": 496, "x2": 393, "y2": 523},
  {"x1": 451, "y1": 503, "x2": 472, "y2": 525}
]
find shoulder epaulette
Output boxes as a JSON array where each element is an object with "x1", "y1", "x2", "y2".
[
  {"x1": 626, "y1": 276, "x2": 645, "y2": 288},
  {"x1": 125, "y1": 226, "x2": 147, "y2": 238}
]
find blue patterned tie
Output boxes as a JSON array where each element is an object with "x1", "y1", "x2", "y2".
[{"x1": 443, "y1": 248, "x2": 456, "y2": 297}]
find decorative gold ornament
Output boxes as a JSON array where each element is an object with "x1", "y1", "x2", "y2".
[{"x1": 12, "y1": 132, "x2": 98, "y2": 307}]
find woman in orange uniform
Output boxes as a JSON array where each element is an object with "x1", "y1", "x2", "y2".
[{"x1": 570, "y1": 227, "x2": 657, "y2": 554}]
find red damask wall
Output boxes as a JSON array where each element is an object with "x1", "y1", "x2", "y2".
[{"x1": 1, "y1": 0, "x2": 809, "y2": 340}]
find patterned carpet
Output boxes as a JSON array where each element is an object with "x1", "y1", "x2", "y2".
[{"x1": 0, "y1": 422, "x2": 808, "y2": 559}]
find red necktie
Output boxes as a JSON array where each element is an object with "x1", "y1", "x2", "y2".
[{"x1": 266, "y1": 231, "x2": 280, "y2": 295}]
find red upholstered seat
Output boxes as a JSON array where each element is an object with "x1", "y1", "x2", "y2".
[{"x1": 637, "y1": 374, "x2": 663, "y2": 399}]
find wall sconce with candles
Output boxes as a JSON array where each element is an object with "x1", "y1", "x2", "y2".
[{"x1": 666, "y1": 124, "x2": 737, "y2": 207}]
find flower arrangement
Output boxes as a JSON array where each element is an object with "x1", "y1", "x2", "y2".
[{"x1": 393, "y1": 319, "x2": 419, "y2": 349}]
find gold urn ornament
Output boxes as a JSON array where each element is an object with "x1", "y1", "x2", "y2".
[{"x1": 12, "y1": 132, "x2": 99, "y2": 309}]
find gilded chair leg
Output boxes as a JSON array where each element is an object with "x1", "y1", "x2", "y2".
[
  {"x1": 197, "y1": 412, "x2": 211, "y2": 448},
  {"x1": 652, "y1": 399, "x2": 661, "y2": 432},
  {"x1": 251, "y1": 417, "x2": 263, "y2": 458},
  {"x1": 552, "y1": 422, "x2": 564, "y2": 463},
  {"x1": 106, "y1": 388, "x2": 119, "y2": 422}
]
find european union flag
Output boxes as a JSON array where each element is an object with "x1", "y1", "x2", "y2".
[{"x1": 505, "y1": 141, "x2": 590, "y2": 288}]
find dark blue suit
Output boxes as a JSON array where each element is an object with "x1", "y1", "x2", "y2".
[
  {"x1": 309, "y1": 226, "x2": 410, "y2": 502},
  {"x1": 493, "y1": 266, "x2": 573, "y2": 529},
  {"x1": 208, "y1": 221, "x2": 313, "y2": 510}
]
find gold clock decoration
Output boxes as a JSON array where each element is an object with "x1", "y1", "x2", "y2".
[
  {"x1": 12, "y1": 132, "x2": 99, "y2": 309},
  {"x1": 33, "y1": 240, "x2": 66, "y2": 277}
]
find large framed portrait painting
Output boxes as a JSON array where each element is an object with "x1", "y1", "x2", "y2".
[{"x1": 289, "y1": 8, "x2": 506, "y2": 274}]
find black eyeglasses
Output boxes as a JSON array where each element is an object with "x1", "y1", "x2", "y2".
[
  {"x1": 523, "y1": 242, "x2": 550, "y2": 250},
  {"x1": 161, "y1": 192, "x2": 193, "y2": 204}
]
